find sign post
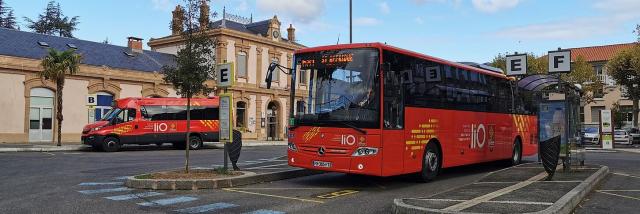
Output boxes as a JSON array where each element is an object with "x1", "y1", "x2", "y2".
[
  {"x1": 216, "y1": 62, "x2": 235, "y2": 170},
  {"x1": 600, "y1": 110, "x2": 613, "y2": 149}
]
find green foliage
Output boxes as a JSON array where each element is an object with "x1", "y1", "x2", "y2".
[
  {"x1": 0, "y1": 0, "x2": 18, "y2": 29},
  {"x1": 24, "y1": 1, "x2": 79, "y2": 37},
  {"x1": 40, "y1": 48, "x2": 82, "y2": 146},
  {"x1": 560, "y1": 55, "x2": 602, "y2": 104},
  {"x1": 606, "y1": 44, "x2": 640, "y2": 127},
  {"x1": 611, "y1": 102, "x2": 625, "y2": 129},
  {"x1": 214, "y1": 167, "x2": 232, "y2": 175}
]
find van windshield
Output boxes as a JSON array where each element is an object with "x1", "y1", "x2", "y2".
[{"x1": 100, "y1": 108, "x2": 121, "y2": 121}]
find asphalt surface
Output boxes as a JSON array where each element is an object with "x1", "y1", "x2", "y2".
[
  {"x1": 574, "y1": 147, "x2": 640, "y2": 214},
  {"x1": 0, "y1": 145, "x2": 515, "y2": 214}
]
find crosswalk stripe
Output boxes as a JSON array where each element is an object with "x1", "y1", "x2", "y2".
[
  {"x1": 113, "y1": 176, "x2": 130, "y2": 180},
  {"x1": 175, "y1": 203, "x2": 238, "y2": 213},
  {"x1": 104, "y1": 192, "x2": 164, "y2": 201},
  {"x1": 137, "y1": 196, "x2": 198, "y2": 206},
  {"x1": 78, "y1": 187, "x2": 131, "y2": 194},
  {"x1": 244, "y1": 209, "x2": 286, "y2": 214},
  {"x1": 78, "y1": 182, "x2": 123, "y2": 186}
]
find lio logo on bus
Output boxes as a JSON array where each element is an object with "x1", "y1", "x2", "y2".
[
  {"x1": 470, "y1": 124, "x2": 486, "y2": 149},
  {"x1": 341, "y1": 134, "x2": 356, "y2": 145}
]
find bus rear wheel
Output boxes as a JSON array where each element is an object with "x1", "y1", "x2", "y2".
[
  {"x1": 102, "y1": 137, "x2": 120, "y2": 152},
  {"x1": 188, "y1": 135, "x2": 203, "y2": 150},
  {"x1": 511, "y1": 139, "x2": 522, "y2": 166},
  {"x1": 420, "y1": 142, "x2": 441, "y2": 182}
]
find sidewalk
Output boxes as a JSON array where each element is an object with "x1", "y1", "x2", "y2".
[
  {"x1": 393, "y1": 163, "x2": 608, "y2": 214},
  {"x1": 0, "y1": 140, "x2": 286, "y2": 152}
]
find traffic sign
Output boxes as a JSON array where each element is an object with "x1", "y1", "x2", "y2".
[
  {"x1": 86, "y1": 94, "x2": 97, "y2": 106},
  {"x1": 548, "y1": 49, "x2": 571, "y2": 73},
  {"x1": 216, "y1": 63, "x2": 235, "y2": 88},
  {"x1": 219, "y1": 94, "x2": 233, "y2": 143},
  {"x1": 505, "y1": 54, "x2": 527, "y2": 76}
]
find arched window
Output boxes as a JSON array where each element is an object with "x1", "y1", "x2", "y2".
[
  {"x1": 271, "y1": 58, "x2": 279, "y2": 81},
  {"x1": 237, "y1": 52, "x2": 247, "y2": 78},
  {"x1": 236, "y1": 101, "x2": 246, "y2": 128}
]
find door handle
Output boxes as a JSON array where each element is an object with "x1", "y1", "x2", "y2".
[{"x1": 134, "y1": 125, "x2": 139, "y2": 129}]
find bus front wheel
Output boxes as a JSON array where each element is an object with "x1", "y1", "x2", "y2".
[
  {"x1": 420, "y1": 142, "x2": 441, "y2": 182},
  {"x1": 511, "y1": 139, "x2": 522, "y2": 166},
  {"x1": 188, "y1": 135, "x2": 203, "y2": 150}
]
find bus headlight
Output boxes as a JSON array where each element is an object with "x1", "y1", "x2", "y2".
[
  {"x1": 352, "y1": 147, "x2": 378, "y2": 156},
  {"x1": 288, "y1": 142, "x2": 298, "y2": 152}
]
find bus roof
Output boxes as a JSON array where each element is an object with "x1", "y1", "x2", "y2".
[{"x1": 294, "y1": 43, "x2": 510, "y2": 80}]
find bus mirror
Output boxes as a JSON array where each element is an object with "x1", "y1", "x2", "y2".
[{"x1": 266, "y1": 63, "x2": 277, "y2": 89}]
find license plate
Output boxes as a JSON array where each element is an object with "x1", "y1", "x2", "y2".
[{"x1": 313, "y1": 161, "x2": 332, "y2": 168}]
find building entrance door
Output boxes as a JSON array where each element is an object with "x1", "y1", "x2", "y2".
[
  {"x1": 29, "y1": 88, "x2": 54, "y2": 142},
  {"x1": 267, "y1": 102, "x2": 278, "y2": 141}
]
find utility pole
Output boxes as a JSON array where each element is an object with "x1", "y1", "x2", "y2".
[{"x1": 349, "y1": 0, "x2": 352, "y2": 44}]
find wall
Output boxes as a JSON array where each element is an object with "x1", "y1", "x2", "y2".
[
  {"x1": 61, "y1": 79, "x2": 88, "y2": 135},
  {"x1": 0, "y1": 73, "x2": 25, "y2": 138},
  {"x1": 120, "y1": 83, "x2": 143, "y2": 98}
]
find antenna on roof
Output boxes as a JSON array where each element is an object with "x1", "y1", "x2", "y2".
[{"x1": 336, "y1": 33, "x2": 340, "y2": 45}]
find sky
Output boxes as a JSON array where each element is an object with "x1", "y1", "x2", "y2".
[{"x1": 6, "y1": 0, "x2": 640, "y2": 63}]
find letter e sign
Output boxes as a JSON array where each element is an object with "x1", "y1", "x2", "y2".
[{"x1": 217, "y1": 63, "x2": 235, "y2": 88}]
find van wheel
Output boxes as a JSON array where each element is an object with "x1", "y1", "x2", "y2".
[
  {"x1": 102, "y1": 137, "x2": 120, "y2": 152},
  {"x1": 188, "y1": 135, "x2": 203, "y2": 150},
  {"x1": 511, "y1": 139, "x2": 522, "y2": 166},
  {"x1": 420, "y1": 142, "x2": 441, "y2": 182},
  {"x1": 155, "y1": 143, "x2": 163, "y2": 147}
]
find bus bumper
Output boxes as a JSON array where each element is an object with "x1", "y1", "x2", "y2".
[{"x1": 287, "y1": 150, "x2": 383, "y2": 176}]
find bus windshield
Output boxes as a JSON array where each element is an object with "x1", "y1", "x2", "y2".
[{"x1": 295, "y1": 48, "x2": 380, "y2": 128}]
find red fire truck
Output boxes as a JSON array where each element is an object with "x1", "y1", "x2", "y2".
[
  {"x1": 270, "y1": 43, "x2": 538, "y2": 181},
  {"x1": 82, "y1": 97, "x2": 220, "y2": 152}
]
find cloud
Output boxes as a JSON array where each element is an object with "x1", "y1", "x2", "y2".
[
  {"x1": 151, "y1": 0, "x2": 174, "y2": 11},
  {"x1": 414, "y1": 17, "x2": 424, "y2": 24},
  {"x1": 493, "y1": 0, "x2": 640, "y2": 40},
  {"x1": 354, "y1": 17, "x2": 381, "y2": 26},
  {"x1": 379, "y1": 2, "x2": 390, "y2": 14},
  {"x1": 212, "y1": 0, "x2": 250, "y2": 12},
  {"x1": 256, "y1": 0, "x2": 325, "y2": 24},
  {"x1": 471, "y1": 0, "x2": 521, "y2": 13}
]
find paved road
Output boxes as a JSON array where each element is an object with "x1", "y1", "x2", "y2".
[
  {"x1": 575, "y1": 149, "x2": 640, "y2": 214},
  {"x1": 0, "y1": 146, "x2": 517, "y2": 214}
]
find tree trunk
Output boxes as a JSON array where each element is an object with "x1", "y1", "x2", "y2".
[
  {"x1": 56, "y1": 81, "x2": 64, "y2": 147},
  {"x1": 185, "y1": 96, "x2": 191, "y2": 173},
  {"x1": 634, "y1": 98, "x2": 639, "y2": 128}
]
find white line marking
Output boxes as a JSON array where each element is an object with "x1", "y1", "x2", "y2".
[
  {"x1": 411, "y1": 198, "x2": 553, "y2": 206},
  {"x1": 599, "y1": 190, "x2": 640, "y2": 192},
  {"x1": 78, "y1": 187, "x2": 131, "y2": 194},
  {"x1": 175, "y1": 202, "x2": 238, "y2": 213},
  {"x1": 245, "y1": 163, "x2": 289, "y2": 169},
  {"x1": 223, "y1": 188, "x2": 324, "y2": 203},
  {"x1": 244, "y1": 209, "x2": 286, "y2": 214},
  {"x1": 612, "y1": 172, "x2": 640, "y2": 179},
  {"x1": 137, "y1": 196, "x2": 198, "y2": 206},
  {"x1": 104, "y1": 192, "x2": 164, "y2": 201},
  {"x1": 113, "y1": 176, "x2": 130, "y2": 180},
  {"x1": 596, "y1": 191, "x2": 640, "y2": 201},
  {"x1": 443, "y1": 172, "x2": 548, "y2": 212},
  {"x1": 78, "y1": 182, "x2": 123, "y2": 186}
]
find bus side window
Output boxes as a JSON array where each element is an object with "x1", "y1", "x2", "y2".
[{"x1": 127, "y1": 108, "x2": 136, "y2": 121}]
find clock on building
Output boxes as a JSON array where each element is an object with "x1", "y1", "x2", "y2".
[{"x1": 272, "y1": 31, "x2": 280, "y2": 39}]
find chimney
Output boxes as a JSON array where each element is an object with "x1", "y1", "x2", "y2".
[
  {"x1": 199, "y1": 0, "x2": 210, "y2": 30},
  {"x1": 127, "y1": 37, "x2": 143, "y2": 53},
  {"x1": 171, "y1": 5, "x2": 185, "y2": 35},
  {"x1": 287, "y1": 24, "x2": 295, "y2": 42}
]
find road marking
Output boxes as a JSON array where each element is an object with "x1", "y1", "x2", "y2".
[
  {"x1": 411, "y1": 198, "x2": 553, "y2": 206},
  {"x1": 175, "y1": 202, "x2": 238, "y2": 213},
  {"x1": 316, "y1": 190, "x2": 359, "y2": 199},
  {"x1": 78, "y1": 182, "x2": 124, "y2": 186},
  {"x1": 230, "y1": 187, "x2": 332, "y2": 190},
  {"x1": 244, "y1": 209, "x2": 286, "y2": 214},
  {"x1": 599, "y1": 190, "x2": 640, "y2": 192},
  {"x1": 113, "y1": 176, "x2": 130, "y2": 180},
  {"x1": 596, "y1": 191, "x2": 640, "y2": 201},
  {"x1": 137, "y1": 196, "x2": 198, "y2": 206},
  {"x1": 443, "y1": 172, "x2": 547, "y2": 212},
  {"x1": 78, "y1": 187, "x2": 130, "y2": 194},
  {"x1": 245, "y1": 163, "x2": 289, "y2": 169},
  {"x1": 612, "y1": 172, "x2": 640, "y2": 179},
  {"x1": 223, "y1": 188, "x2": 324, "y2": 204},
  {"x1": 104, "y1": 192, "x2": 164, "y2": 201}
]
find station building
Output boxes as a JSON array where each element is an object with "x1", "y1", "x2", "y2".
[{"x1": 0, "y1": 3, "x2": 306, "y2": 143}]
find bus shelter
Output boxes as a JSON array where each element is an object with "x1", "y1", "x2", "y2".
[{"x1": 517, "y1": 75, "x2": 584, "y2": 171}]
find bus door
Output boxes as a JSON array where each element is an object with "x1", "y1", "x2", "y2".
[
  {"x1": 111, "y1": 108, "x2": 139, "y2": 144},
  {"x1": 382, "y1": 64, "x2": 405, "y2": 175}
]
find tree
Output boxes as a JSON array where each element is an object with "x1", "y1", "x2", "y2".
[
  {"x1": 39, "y1": 48, "x2": 82, "y2": 146},
  {"x1": 611, "y1": 102, "x2": 625, "y2": 129},
  {"x1": 560, "y1": 55, "x2": 602, "y2": 104},
  {"x1": 0, "y1": 0, "x2": 18, "y2": 29},
  {"x1": 606, "y1": 44, "x2": 640, "y2": 128},
  {"x1": 162, "y1": 0, "x2": 215, "y2": 173},
  {"x1": 24, "y1": 1, "x2": 79, "y2": 37},
  {"x1": 102, "y1": 37, "x2": 110, "y2": 44}
]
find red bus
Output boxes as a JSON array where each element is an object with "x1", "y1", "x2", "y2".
[
  {"x1": 82, "y1": 97, "x2": 220, "y2": 152},
  {"x1": 274, "y1": 43, "x2": 537, "y2": 181}
]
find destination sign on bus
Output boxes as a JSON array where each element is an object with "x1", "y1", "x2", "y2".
[{"x1": 300, "y1": 53, "x2": 354, "y2": 69}]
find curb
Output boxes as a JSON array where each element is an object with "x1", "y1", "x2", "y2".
[
  {"x1": 392, "y1": 165, "x2": 609, "y2": 214},
  {"x1": 208, "y1": 142, "x2": 287, "y2": 148},
  {"x1": 125, "y1": 168, "x2": 321, "y2": 190},
  {"x1": 0, "y1": 146, "x2": 89, "y2": 152}
]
